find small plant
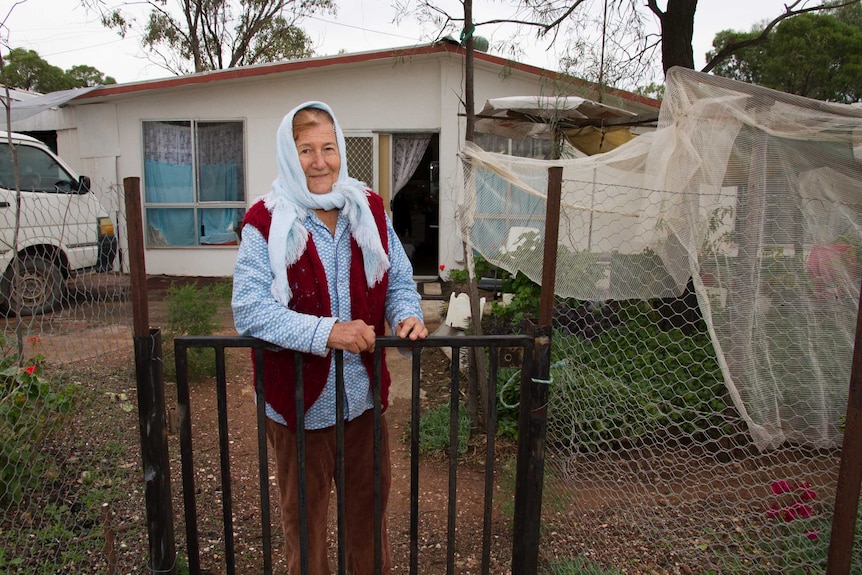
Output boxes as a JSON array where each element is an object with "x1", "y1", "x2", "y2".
[
  {"x1": 447, "y1": 267, "x2": 469, "y2": 285},
  {"x1": 162, "y1": 280, "x2": 232, "y2": 381},
  {"x1": 414, "y1": 402, "x2": 472, "y2": 455},
  {"x1": 0, "y1": 335, "x2": 77, "y2": 503},
  {"x1": 483, "y1": 271, "x2": 541, "y2": 335}
]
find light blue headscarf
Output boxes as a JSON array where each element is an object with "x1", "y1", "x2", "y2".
[{"x1": 262, "y1": 101, "x2": 390, "y2": 306}]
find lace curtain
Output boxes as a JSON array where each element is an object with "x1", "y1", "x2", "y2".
[{"x1": 393, "y1": 134, "x2": 432, "y2": 197}]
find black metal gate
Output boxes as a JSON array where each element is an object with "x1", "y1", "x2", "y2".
[{"x1": 165, "y1": 331, "x2": 543, "y2": 575}]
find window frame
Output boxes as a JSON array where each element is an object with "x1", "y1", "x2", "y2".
[{"x1": 142, "y1": 119, "x2": 247, "y2": 248}]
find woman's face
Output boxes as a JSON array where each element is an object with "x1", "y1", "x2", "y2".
[{"x1": 295, "y1": 121, "x2": 340, "y2": 195}]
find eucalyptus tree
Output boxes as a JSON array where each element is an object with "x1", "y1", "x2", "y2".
[
  {"x1": 709, "y1": 3, "x2": 862, "y2": 102},
  {"x1": 86, "y1": 0, "x2": 335, "y2": 76},
  {"x1": 1, "y1": 47, "x2": 116, "y2": 92}
]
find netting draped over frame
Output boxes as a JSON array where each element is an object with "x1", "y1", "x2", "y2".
[{"x1": 460, "y1": 67, "x2": 862, "y2": 451}]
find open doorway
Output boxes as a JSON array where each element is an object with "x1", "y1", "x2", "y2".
[{"x1": 390, "y1": 133, "x2": 439, "y2": 276}]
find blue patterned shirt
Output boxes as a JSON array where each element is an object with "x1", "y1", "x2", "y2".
[{"x1": 232, "y1": 207, "x2": 423, "y2": 429}]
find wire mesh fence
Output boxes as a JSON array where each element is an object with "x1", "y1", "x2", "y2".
[
  {"x1": 538, "y1": 294, "x2": 852, "y2": 574},
  {"x1": 0, "y1": 168, "x2": 145, "y2": 573}
]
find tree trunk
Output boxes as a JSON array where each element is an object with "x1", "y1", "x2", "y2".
[{"x1": 660, "y1": 0, "x2": 698, "y2": 72}]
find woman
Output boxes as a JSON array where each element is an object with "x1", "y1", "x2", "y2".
[{"x1": 232, "y1": 101, "x2": 427, "y2": 574}]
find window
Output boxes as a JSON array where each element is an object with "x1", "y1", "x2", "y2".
[
  {"x1": 0, "y1": 142, "x2": 78, "y2": 192},
  {"x1": 143, "y1": 120, "x2": 246, "y2": 247},
  {"x1": 474, "y1": 132, "x2": 555, "y2": 159},
  {"x1": 345, "y1": 136, "x2": 375, "y2": 188}
]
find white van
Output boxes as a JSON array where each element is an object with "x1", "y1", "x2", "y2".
[{"x1": 0, "y1": 132, "x2": 117, "y2": 316}]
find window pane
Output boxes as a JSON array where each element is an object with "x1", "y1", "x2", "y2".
[
  {"x1": 197, "y1": 122, "x2": 245, "y2": 202},
  {"x1": 146, "y1": 207, "x2": 195, "y2": 246},
  {"x1": 144, "y1": 159, "x2": 194, "y2": 203},
  {"x1": 0, "y1": 143, "x2": 76, "y2": 192},
  {"x1": 143, "y1": 121, "x2": 193, "y2": 204},
  {"x1": 199, "y1": 207, "x2": 245, "y2": 245}
]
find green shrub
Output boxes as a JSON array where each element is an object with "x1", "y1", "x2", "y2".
[
  {"x1": 447, "y1": 267, "x2": 469, "y2": 284},
  {"x1": 162, "y1": 280, "x2": 232, "y2": 382},
  {"x1": 0, "y1": 335, "x2": 77, "y2": 503},
  {"x1": 548, "y1": 302, "x2": 728, "y2": 451},
  {"x1": 490, "y1": 299, "x2": 728, "y2": 449},
  {"x1": 415, "y1": 401, "x2": 472, "y2": 455}
]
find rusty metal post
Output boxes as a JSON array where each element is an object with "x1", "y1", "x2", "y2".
[
  {"x1": 512, "y1": 166, "x2": 561, "y2": 575},
  {"x1": 826, "y1": 280, "x2": 862, "y2": 575},
  {"x1": 125, "y1": 176, "x2": 177, "y2": 574}
]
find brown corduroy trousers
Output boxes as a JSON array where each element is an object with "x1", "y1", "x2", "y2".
[{"x1": 266, "y1": 410, "x2": 392, "y2": 575}]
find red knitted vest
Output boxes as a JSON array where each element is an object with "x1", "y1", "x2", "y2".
[{"x1": 242, "y1": 192, "x2": 391, "y2": 429}]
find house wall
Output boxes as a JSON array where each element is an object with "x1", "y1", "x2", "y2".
[{"x1": 17, "y1": 50, "x2": 645, "y2": 278}]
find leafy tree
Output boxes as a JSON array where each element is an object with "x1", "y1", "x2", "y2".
[
  {"x1": 0, "y1": 48, "x2": 116, "y2": 93},
  {"x1": 66, "y1": 65, "x2": 117, "y2": 88},
  {"x1": 635, "y1": 82, "x2": 665, "y2": 100},
  {"x1": 88, "y1": 0, "x2": 336, "y2": 75},
  {"x1": 709, "y1": 8, "x2": 862, "y2": 103},
  {"x1": 2, "y1": 48, "x2": 69, "y2": 92}
]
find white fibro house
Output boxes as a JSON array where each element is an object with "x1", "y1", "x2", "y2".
[{"x1": 6, "y1": 39, "x2": 659, "y2": 280}]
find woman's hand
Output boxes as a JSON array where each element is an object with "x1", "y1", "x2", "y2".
[
  {"x1": 327, "y1": 320, "x2": 377, "y2": 353},
  {"x1": 396, "y1": 316, "x2": 428, "y2": 340}
]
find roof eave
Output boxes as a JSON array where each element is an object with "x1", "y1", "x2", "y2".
[{"x1": 70, "y1": 40, "x2": 660, "y2": 111}]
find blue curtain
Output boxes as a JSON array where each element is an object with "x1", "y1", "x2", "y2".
[
  {"x1": 144, "y1": 159, "x2": 195, "y2": 245},
  {"x1": 199, "y1": 163, "x2": 239, "y2": 201},
  {"x1": 145, "y1": 160, "x2": 242, "y2": 245},
  {"x1": 198, "y1": 163, "x2": 240, "y2": 243}
]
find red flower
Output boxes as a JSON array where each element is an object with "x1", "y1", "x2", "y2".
[
  {"x1": 439, "y1": 264, "x2": 445, "y2": 271},
  {"x1": 27, "y1": 336, "x2": 41, "y2": 345},
  {"x1": 790, "y1": 502, "x2": 814, "y2": 519},
  {"x1": 771, "y1": 480, "x2": 792, "y2": 495},
  {"x1": 805, "y1": 529, "x2": 819, "y2": 541},
  {"x1": 799, "y1": 487, "x2": 817, "y2": 501},
  {"x1": 24, "y1": 365, "x2": 37, "y2": 375}
]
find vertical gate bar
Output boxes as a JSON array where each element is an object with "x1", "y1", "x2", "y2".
[
  {"x1": 253, "y1": 348, "x2": 273, "y2": 575},
  {"x1": 175, "y1": 341, "x2": 201, "y2": 573},
  {"x1": 481, "y1": 346, "x2": 499, "y2": 575},
  {"x1": 335, "y1": 351, "x2": 347, "y2": 575},
  {"x1": 373, "y1": 346, "x2": 384, "y2": 575},
  {"x1": 294, "y1": 354, "x2": 310, "y2": 575},
  {"x1": 214, "y1": 346, "x2": 237, "y2": 574},
  {"x1": 447, "y1": 346, "x2": 461, "y2": 575},
  {"x1": 409, "y1": 347, "x2": 422, "y2": 575},
  {"x1": 826, "y1": 280, "x2": 862, "y2": 575},
  {"x1": 512, "y1": 323, "x2": 545, "y2": 575}
]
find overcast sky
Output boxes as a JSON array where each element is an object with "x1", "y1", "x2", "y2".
[{"x1": 1, "y1": 0, "x2": 793, "y2": 85}]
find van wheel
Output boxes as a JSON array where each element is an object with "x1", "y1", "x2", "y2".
[{"x1": 1, "y1": 255, "x2": 64, "y2": 316}]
